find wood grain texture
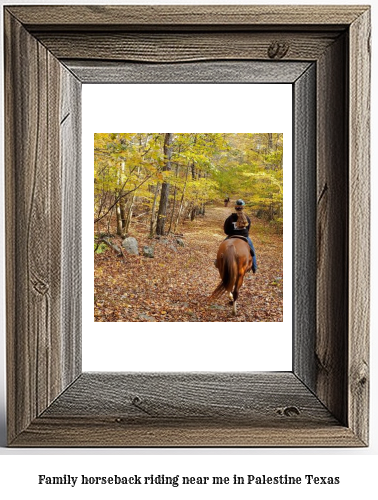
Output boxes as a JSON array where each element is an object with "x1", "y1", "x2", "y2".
[
  {"x1": 4, "y1": 11, "x2": 81, "y2": 444},
  {"x1": 348, "y1": 9, "x2": 371, "y2": 445},
  {"x1": 60, "y1": 69, "x2": 82, "y2": 388},
  {"x1": 11, "y1": 373, "x2": 363, "y2": 447},
  {"x1": 7, "y1": 5, "x2": 367, "y2": 30},
  {"x1": 293, "y1": 65, "x2": 317, "y2": 390},
  {"x1": 316, "y1": 34, "x2": 349, "y2": 426},
  {"x1": 5, "y1": 11, "x2": 62, "y2": 442},
  {"x1": 37, "y1": 32, "x2": 339, "y2": 63},
  {"x1": 11, "y1": 419, "x2": 363, "y2": 448},
  {"x1": 42, "y1": 373, "x2": 335, "y2": 422},
  {"x1": 65, "y1": 60, "x2": 312, "y2": 84},
  {"x1": 4, "y1": 4, "x2": 370, "y2": 447}
]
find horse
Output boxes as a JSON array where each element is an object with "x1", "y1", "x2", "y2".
[{"x1": 211, "y1": 236, "x2": 252, "y2": 316}]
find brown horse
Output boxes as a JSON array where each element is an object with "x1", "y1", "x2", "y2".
[{"x1": 211, "y1": 236, "x2": 252, "y2": 315}]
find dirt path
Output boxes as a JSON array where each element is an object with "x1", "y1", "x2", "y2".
[{"x1": 94, "y1": 205, "x2": 283, "y2": 322}]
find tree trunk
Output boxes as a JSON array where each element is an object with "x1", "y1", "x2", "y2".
[
  {"x1": 123, "y1": 195, "x2": 134, "y2": 235},
  {"x1": 190, "y1": 206, "x2": 196, "y2": 221},
  {"x1": 124, "y1": 165, "x2": 141, "y2": 234},
  {"x1": 149, "y1": 182, "x2": 161, "y2": 237},
  {"x1": 267, "y1": 133, "x2": 273, "y2": 152},
  {"x1": 173, "y1": 164, "x2": 190, "y2": 233},
  {"x1": 119, "y1": 197, "x2": 127, "y2": 235},
  {"x1": 106, "y1": 206, "x2": 114, "y2": 235},
  {"x1": 116, "y1": 203, "x2": 123, "y2": 236},
  {"x1": 116, "y1": 161, "x2": 126, "y2": 236},
  {"x1": 156, "y1": 133, "x2": 173, "y2": 236},
  {"x1": 191, "y1": 161, "x2": 196, "y2": 179},
  {"x1": 167, "y1": 185, "x2": 177, "y2": 235}
]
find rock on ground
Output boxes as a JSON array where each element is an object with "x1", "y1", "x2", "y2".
[
  {"x1": 122, "y1": 236, "x2": 139, "y2": 255},
  {"x1": 143, "y1": 245, "x2": 154, "y2": 258}
]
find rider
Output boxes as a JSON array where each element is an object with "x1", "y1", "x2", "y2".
[{"x1": 224, "y1": 199, "x2": 257, "y2": 273}]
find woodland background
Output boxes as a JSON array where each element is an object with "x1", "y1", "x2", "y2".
[{"x1": 94, "y1": 133, "x2": 283, "y2": 322}]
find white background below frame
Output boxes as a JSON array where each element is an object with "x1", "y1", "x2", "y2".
[{"x1": 82, "y1": 83, "x2": 293, "y2": 372}]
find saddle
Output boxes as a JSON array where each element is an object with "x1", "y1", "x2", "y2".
[
  {"x1": 227, "y1": 235, "x2": 255, "y2": 258},
  {"x1": 228, "y1": 235, "x2": 249, "y2": 243}
]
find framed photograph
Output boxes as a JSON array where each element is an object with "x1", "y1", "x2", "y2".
[
  {"x1": 87, "y1": 86, "x2": 292, "y2": 372},
  {"x1": 4, "y1": 5, "x2": 370, "y2": 447}
]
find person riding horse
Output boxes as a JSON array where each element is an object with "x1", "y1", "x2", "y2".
[{"x1": 224, "y1": 199, "x2": 257, "y2": 273}]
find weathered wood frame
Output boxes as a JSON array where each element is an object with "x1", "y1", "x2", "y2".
[{"x1": 4, "y1": 5, "x2": 370, "y2": 447}]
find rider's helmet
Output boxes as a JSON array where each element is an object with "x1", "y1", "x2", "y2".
[{"x1": 235, "y1": 199, "x2": 245, "y2": 206}]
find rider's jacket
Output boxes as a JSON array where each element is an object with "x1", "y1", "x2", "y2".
[{"x1": 224, "y1": 213, "x2": 251, "y2": 238}]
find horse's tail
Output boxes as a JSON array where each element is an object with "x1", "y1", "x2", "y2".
[{"x1": 211, "y1": 245, "x2": 237, "y2": 299}]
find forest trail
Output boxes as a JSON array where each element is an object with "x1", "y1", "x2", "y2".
[{"x1": 94, "y1": 205, "x2": 283, "y2": 322}]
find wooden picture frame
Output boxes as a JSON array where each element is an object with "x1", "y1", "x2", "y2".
[{"x1": 4, "y1": 5, "x2": 370, "y2": 447}]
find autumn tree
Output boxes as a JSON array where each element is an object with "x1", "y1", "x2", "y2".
[
  {"x1": 156, "y1": 133, "x2": 174, "y2": 236},
  {"x1": 94, "y1": 132, "x2": 284, "y2": 241}
]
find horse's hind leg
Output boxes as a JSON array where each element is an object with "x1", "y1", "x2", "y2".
[
  {"x1": 232, "y1": 273, "x2": 245, "y2": 316},
  {"x1": 231, "y1": 287, "x2": 238, "y2": 315},
  {"x1": 232, "y1": 299, "x2": 237, "y2": 316}
]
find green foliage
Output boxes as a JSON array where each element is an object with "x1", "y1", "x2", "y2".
[
  {"x1": 94, "y1": 241, "x2": 108, "y2": 254},
  {"x1": 212, "y1": 133, "x2": 283, "y2": 226},
  {"x1": 94, "y1": 133, "x2": 283, "y2": 233}
]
